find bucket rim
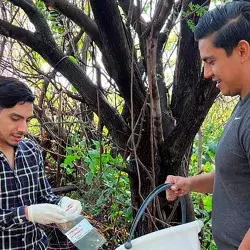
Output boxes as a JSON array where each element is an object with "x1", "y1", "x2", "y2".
[{"x1": 117, "y1": 220, "x2": 203, "y2": 249}]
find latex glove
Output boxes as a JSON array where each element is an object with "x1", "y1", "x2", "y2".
[
  {"x1": 27, "y1": 204, "x2": 67, "y2": 225},
  {"x1": 58, "y1": 197, "x2": 82, "y2": 215}
]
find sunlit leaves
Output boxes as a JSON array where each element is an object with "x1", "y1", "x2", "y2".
[{"x1": 183, "y1": 3, "x2": 209, "y2": 31}]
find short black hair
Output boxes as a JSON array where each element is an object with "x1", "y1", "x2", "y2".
[
  {"x1": 0, "y1": 76, "x2": 35, "y2": 109},
  {"x1": 194, "y1": 1, "x2": 250, "y2": 55}
]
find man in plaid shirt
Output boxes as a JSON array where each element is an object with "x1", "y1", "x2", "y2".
[{"x1": 0, "y1": 76, "x2": 82, "y2": 249}]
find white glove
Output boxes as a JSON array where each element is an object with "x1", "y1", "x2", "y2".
[
  {"x1": 58, "y1": 197, "x2": 82, "y2": 215},
  {"x1": 27, "y1": 204, "x2": 67, "y2": 225}
]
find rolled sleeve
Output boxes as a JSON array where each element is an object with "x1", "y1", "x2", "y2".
[{"x1": 14, "y1": 206, "x2": 28, "y2": 224}]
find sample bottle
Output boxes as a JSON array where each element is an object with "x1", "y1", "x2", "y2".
[{"x1": 57, "y1": 213, "x2": 106, "y2": 250}]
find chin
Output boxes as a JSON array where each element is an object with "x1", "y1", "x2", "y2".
[
  {"x1": 221, "y1": 90, "x2": 234, "y2": 97},
  {"x1": 225, "y1": 92, "x2": 238, "y2": 97},
  {"x1": 222, "y1": 93, "x2": 231, "y2": 96},
  {"x1": 7, "y1": 141, "x2": 19, "y2": 147}
]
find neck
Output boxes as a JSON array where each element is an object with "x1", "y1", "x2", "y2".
[
  {"x1": 240, "y1": 85, "x2": 250, "y2": 99},
  {"x1": 0, "y1": 142, "x2": 15, "y2": 156},
  {"x1": 240, "y1": 66, "x2": 250, "y2": 98}
]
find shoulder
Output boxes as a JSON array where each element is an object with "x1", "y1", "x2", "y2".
[
  {"x1": 18, "y1": 138, "x2": 41, "y2": 154},
  {"x1": 237, "y1": 114, "x2": 250, "y2": 149}
]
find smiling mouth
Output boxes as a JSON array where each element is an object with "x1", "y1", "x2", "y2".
[{"x1": 12, "y1": 135, "x2": 22, "y2": 141}]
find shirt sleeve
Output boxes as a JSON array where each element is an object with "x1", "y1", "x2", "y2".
[
  {"x1": 36, "y1": 148, "x2": 62, "y2": 204},
  {"x1": 239, "y1": 116, "x2": 250, "y2": 165},
  {"x1": 0, "y1": 206, "x2": 27, "y2": 230}
]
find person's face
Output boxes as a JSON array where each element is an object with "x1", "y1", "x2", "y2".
[
  {"x1": 0, "y1": 102, "x2": 33, "y2": 149},
  {"x1": 199, "y1": 36, "x2": 243, "y2": 97}
]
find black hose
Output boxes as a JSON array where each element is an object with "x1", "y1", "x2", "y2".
[{"x1": 124, "y1": 183, "x2": 187, "y2": 249}]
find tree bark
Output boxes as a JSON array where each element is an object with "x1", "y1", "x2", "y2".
[{"x1": 0, "y1": 0, "x2": 220, "y2": 238}]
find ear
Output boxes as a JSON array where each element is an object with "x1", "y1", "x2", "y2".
[{"x1": 237, "y1": 40, "x2": 250, "y2": 63}]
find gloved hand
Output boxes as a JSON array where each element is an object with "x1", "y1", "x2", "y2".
[
  {"x1": 58, "y1": 197, "x2": 82, "y2": 215},
  {"x1": 27, "y1": 204, "x2": 67, "y2": 225}
]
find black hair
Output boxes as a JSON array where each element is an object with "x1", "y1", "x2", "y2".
[
  {"x1": 194, "y1": 1, "x2": 250, "y2": 55},
  {"x1": 0, "y1": 76, "x2": 35, "y2": 109}
]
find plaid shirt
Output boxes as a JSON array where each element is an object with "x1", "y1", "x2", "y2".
[{"x1": 0, "y1": 139, "x2": 61, "y2": 250}]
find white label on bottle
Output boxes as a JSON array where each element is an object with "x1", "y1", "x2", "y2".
[{"x1": 65, "y1": 218, "x2": 94, "y2": 244}]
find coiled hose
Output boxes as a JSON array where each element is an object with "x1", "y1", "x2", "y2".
[{"x1": 124, "y1": 183, "x2": 187, "y2": 249}]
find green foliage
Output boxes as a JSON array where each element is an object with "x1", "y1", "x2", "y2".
[
  {"x1": 35, "y1": 0, "x2": 65, "y2": 35},
  {"x1": 143, "y1": 3, "x2": 151, "y2": 14},
  {"x1": 35, "y1": 0, "x2": 49, "y2": 21},
  {"x1": 85, "y1": 142, "x2": 132, "y2": 225},
  {"x1": 61, "y1": 137, "x2": 132, "y2": 230},
  {"x1": 48, "y1": 10, "x2": 65, "y2": 34},
  {"x1": 188, "y1": 3, "x2": 209, "y2": 17},
  {"x1": 106, "y1": 92, "x2": 124, "y2": 114},
  {"x1": 69, "y1": 55, "x2": 79, "y2": 64},
  {"x1": 36, "y1": 0, "x2": 45, "y2": 10},
  {"x1": 164, "y1": 33, "x2": 178, "y2": 51},
  {"x1": 183, "y1": 3, "x2": 209, "y2": 31},
  {"x1": 28, "y1": 118, "x2": 40, "y2": 136}
]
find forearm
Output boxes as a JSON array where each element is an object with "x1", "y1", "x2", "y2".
[
  {"x1": 37, "y1": 185, "x2": 61, "y2": 204},
  {"x1": 239, "y1": 229, "x2": 250, "y2": 250},
  {"x1": 189, "y1": 170, "x2": 215, "y2": 194}
]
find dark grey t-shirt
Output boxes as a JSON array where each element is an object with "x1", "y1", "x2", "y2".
[{"x1": 213, "y1": 93, "x2": 250, "y2": 250}]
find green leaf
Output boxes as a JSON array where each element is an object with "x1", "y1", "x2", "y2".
[
  {"x1": 64, "y1": 154, "x2": 78, "y2": 165},
  {"x1": 71, "y1": 86, "x2": 77, "y2": 93},
  {"x1": 69, "y1": 56, "x2": 78, "y2": 64},
  {"x1": 203, "y1": 195, "x2": 212, "y2": 212},
  {"x1": 66, "y1": 167, "x2": 74, "y2": 175},
  {"x1": 203, "y1": 161, "x2": 215, "y2": 173},
  {"x1": 85, "y1": 172, "x2": 94, "y2": 185}
]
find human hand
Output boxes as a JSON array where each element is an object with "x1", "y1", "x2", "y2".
[
  {"x1": 27, "y1": 204, "x2": 67, "y2": 225},
  {"x1": 165, "y1": 175, "x2": 192, "y2": 201},
  {"x1": 58, "y1": 197, "x2": 82, "y2": 215}
]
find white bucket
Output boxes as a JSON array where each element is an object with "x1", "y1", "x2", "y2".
[{"x1": 116, "y1": 220, "x2": 203, "y2": 250}]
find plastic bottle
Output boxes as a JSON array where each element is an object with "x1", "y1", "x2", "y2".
[{"x1": 57, "y1": 213, "x2": 106, "y2": 250}]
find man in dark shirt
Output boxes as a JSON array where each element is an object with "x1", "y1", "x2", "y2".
[
  {"x1": 0, "y1": 76, "x2": 82, "y2": 249},
  {"x1": 166, "y1": 2, "x2": 250, "y2": 250}
]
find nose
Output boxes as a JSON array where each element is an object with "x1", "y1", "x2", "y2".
[
  {"x1": 204, "y1": 64, "x2": 213, "y2": 79},
  {"x1": 17, "y1": 120, "x2": 28, "y2": 134}
]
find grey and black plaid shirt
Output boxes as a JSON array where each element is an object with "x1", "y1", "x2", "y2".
[{"x1": 0, "y1": 139, "x2": 61, "y2": 250}]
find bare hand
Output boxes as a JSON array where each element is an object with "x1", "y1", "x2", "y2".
[{"x1": 165, "y1": 175, "x2": 191, "y2": 201}]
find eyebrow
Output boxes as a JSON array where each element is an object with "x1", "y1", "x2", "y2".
[
  {"x1": 202, "y1": 56, "x2": 215, "y2": 62},
  {"x1": 9, "y1": 113, "x2": 35, "y2": 120}
]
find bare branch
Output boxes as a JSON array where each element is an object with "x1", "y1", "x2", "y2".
[
  {"x1": 126, "y1": 0, "x2": 134, "y2": 27},
  {"x1": 143, "y1": 0, "x2": 174, "y2": 37},
  {"x1": 159, "y1": 0, "x2": 182, "y2": 51},
  {"x1": 147, "y1": 37, "x2": 164, "y2": 145},
  {"x1": 9, "y1": 0, "x2": 53, "y2": 36},
  {"x1": 0, "y1": 1, "x2": 130, "y2": 150},
  {"x1": 38, "y1": 70, "x2": 57, "y2": 108},
  {"x1": 41, "y1": 0, "x2": 103, "y2": 49},
  {"x1": 64, "y1": 90, "x2": 84, "y2": 102},
  {"x1": 66, "y1": 28, "x2": 84, "y2": 56},
  {"x1": 0, "y1": 19, "x2": 35, "y2": 46},
  {"x1": 118, "y1": 0, "x2": 147, "y2": 66},
  {"x1": 34, "y1": 104, "x2": 69, "y2": 144},
  {"x1": 52, "y1": 185, "x2": 78, "y2": 195},
  {"x1": 118, "y1": 0, "x2": 147, "y2": 34},
  {"x1": 90, "y1": 0, "x2": 146, "y2": 116}
]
